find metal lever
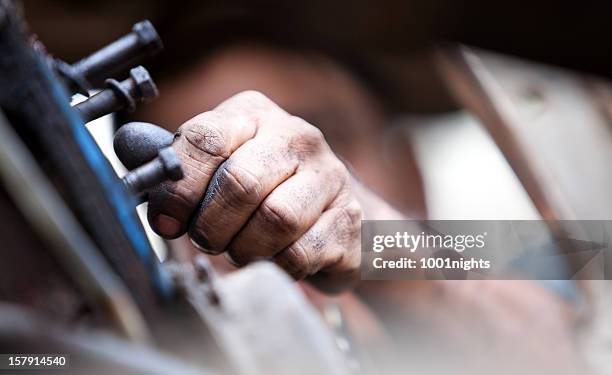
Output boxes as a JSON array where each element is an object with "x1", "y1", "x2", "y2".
[
  {"x1": 122, "y1": 147, "x2": 183, "y2": 196},
  {"x1": 113, "y1": 122, "x2": 174, "y2": 170},
  {"x1": 55, "y1": 20, "x2": 163, "y2": 93},
  {"x1": 74, "y1": 66, "x2": 158, "y2": 123}
]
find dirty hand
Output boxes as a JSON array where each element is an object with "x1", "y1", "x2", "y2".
[{"x1": 148, "y1": 91, "x2": 384, "y2": 291}]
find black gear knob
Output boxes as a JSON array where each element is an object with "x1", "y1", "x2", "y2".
[
  {"x1": 113, "y1": 122, "x2": 174, "y2": 170},
  {"x1": 114, "y1": 122, "x2": 180, "y2": 201}
]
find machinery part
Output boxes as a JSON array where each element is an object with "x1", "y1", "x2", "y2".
[
  {"x1": 74, "y1": 66, "x2": 158, "y2": 123},
  {"x1": 55, "y1": 20, "x2": 163, "y2": 93},
  {"x1": 436, "y1": 46, "x2": 612, "y2": 276},
  {"x1": 0, "y1": 4, "x2": 356, "y2": 374},
  {"x1": 0, "y1": 303, "x2": 210, "y2": 375},
  {"x1": 0, "y1": 109, "x2": 150, "y2": 343},
  {"x1": 114, "y1": 122, "x2": 174, "y2": 170},
  {"x1": 0, "y1": 0, "x2": 170, "y2": 308},
  {"x1": 122, "y1": 147, "x2": 183, "y2": 195},
  {"x1": 168, "y1": 260, "x2": 350, "y2": 375},
  {"x1": 192, "y1": 255, "x2": 221, "y2": 305}
]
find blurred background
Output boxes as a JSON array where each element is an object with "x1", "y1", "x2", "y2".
[
  {"x1": 21, "y1": 0, "x2": 612, "y2": 221},
  {"x1": 14, "y1": 1, "x2": 612, "y2": 373}
]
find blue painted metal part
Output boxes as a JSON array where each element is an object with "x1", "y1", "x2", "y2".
[{"x1": 38, "y1": 56, "x2": 172, "y2": 299}]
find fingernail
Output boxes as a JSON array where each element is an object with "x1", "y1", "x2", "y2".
[
  {"x1": 154, "y1": 214, "x2": 181, "y2": 237},
  {"x1": 189, "y1": 233, "x2": 217, "y2": 254},
  {"x1": 224, "y1": 251, "x2": 241, "y2": 267}
]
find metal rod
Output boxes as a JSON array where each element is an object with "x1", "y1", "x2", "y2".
[
  {"x1": 122, "y1": 147, "x2": 183, "y2": 196},
  {"x1": 74, "y1": 66, "x2": 158, "y2": 123},
  {"x1": 71, "y1": 20, "x2": 162, "y2": 88}
]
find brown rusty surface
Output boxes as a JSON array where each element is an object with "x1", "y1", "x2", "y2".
[{"x1": 0, "y1": 186, "x2": 94, "y2": 324}]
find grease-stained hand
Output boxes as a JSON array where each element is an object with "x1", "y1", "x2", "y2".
[{"x1": 148, "y1": 91, "x2": 365, "y2": 291}]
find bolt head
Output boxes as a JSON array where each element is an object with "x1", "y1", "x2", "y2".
[
  {"x1": 132, "y1": 20, "x2": 164, "y2": 56},
  {"x1": 129, "y1": 66, "x2": 159, "y2": 102}
]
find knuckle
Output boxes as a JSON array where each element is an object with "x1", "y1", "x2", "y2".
[
  {"x1": 317, "y1": 157, "x2": 350, "y2": 193},
  {"x1": 287, "y1": 118, "x2": 327, "y2": 156},
  {"x1": 294, "y1": 118, "x2": 325, "y2": 144},
  {"x1": 147, "y1": 182, "x2": 189, "y2": 216},
  {"x1": 220, "y1": 163, "x2": 264, "y2": 206},
  {"x1": 329, "y1": 157, "x2": 350, "y2": 179},
  {"x1": 280, "y1": 242, "x2": 312, "y2": 279},
  {"x1": 181, "y1": 113, "x2": 230, "y2": 158},
  {"x1": 237, "y1": 90, "x2": 268, "y2": 102},
  {"x1": 259, "y1": 199, "x2": 302, "y2": 235},
  {"x1": 337, "y1": 200, "x2": 363, "y2": 234},
  {"x1": 231, "y1": 90, "x2": 275, "y2": 109}
]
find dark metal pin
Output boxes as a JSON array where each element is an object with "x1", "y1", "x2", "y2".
[
  {"x1": 56, "y1": 20, "x2": 163, "y2": 93},
  {"x1": 122, "y1": 147, "x2": 183, "y2": 196},
  {"x1": 74, "y1": 66, "x2": 158, "y2": 123}
]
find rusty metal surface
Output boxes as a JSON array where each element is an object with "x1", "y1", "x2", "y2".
[
  {"x1": 0, "y1": 302, "x2": 209, "y2": 375},
  {"x1": 169, "y1": 258, "x2": 350, "y2": 375},
  {"x1": 437, "y1": 47, "x2": 612, "y2": 281},
  {"x1": 437, "y1": 46, "x2": 612, "y2": 221},
  {"x1": 436, "y1": 45, "x2": 612, "y2": 302},
  {"x1": 0, "y1": 109, "x2": 150, "y2": 342},
  {"x1": 437, "y1": 49, "x2": 612, "y2": 374}
]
